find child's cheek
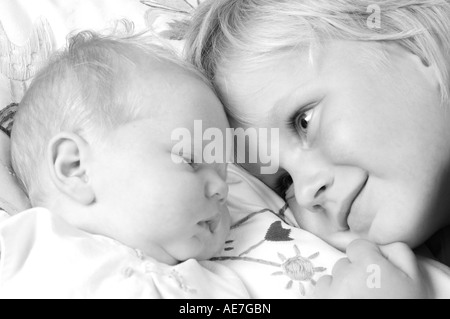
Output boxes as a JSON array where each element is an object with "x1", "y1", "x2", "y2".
[
  {"x1": 316, "y1": 100, "x2": 390, "y2": 174},
  {"x1": 314, "y1": 107, "x2": 362, "y2": 164}
]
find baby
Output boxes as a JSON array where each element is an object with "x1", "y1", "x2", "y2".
[{"x1": 0, "y1": 30, "x2": 249, "y2": 299}]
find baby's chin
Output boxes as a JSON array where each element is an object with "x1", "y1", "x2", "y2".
[
  {"x1": 172, "y1": 244, "x2": 222, "y2": 264},
  {"x1": 197, "y1": 211, "x2": 231, "y2": 260},
  {"x1": 140, "y1": 236, "x2": 226, "y2": 266},
  {"x1": 193, "y1": 228, "x2": 229, "y2": 261},
  {"x1": 165, "y1": 227, "x2": 229, "y2": 264},
  {"x1": 193, "y1": 247, "x2": 224, "y2": 261},
  {"x1": 165, "y1": 212, "x2": 231, "y2": 263}
]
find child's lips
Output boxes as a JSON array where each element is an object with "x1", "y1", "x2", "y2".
[
  {"x1": 339, "y1": 176, "x2": 368, "y2": 232},
  {"x1": 346, "y1": 180, "x2": 369, "y2": 233}
]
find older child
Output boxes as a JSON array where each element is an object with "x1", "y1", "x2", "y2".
[
  {"x1": 185, "y1": 0, "x2": 450, "y2": 298},
  {"x1": 0, "y1": 30, "x2": 249, "y2": 299}
]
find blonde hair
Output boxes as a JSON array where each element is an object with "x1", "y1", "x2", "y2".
[
  {"x1": 11, "y1": 27, "x2": 209, "y2": 205},
  {"x1": 185, "y1": 0, "x2": 450, "y2": 103}
]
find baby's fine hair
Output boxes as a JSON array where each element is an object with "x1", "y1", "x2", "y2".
[
  {"x1": 185, "y1": 0, "x2": 450, "y2": 103},
  {"x1": 11, "y1": 26, "x2": 209, "y2": 205}
]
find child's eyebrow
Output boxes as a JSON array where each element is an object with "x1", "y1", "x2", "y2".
[{"x1": 232, "y1": 77, "x2": 318, "y2": 127}]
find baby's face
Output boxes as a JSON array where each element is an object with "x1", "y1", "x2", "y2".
[
  {"x1": 217, "y1": 40, "x2": 450, "y2": 251},
  {"x1": 90, "y1": 65, "x2": 231, "y2": 265}
]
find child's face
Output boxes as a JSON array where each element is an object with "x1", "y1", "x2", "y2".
[
  {"x1": 217, "y1": 40, "x2": 450, "y2": 251},
  {"x1": 90, "y1": 65, "x2": 231, "y2": 265}
]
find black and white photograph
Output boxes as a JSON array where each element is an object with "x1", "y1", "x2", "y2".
[{"x1": 1, "y1": 0, "x2": 450, "y2": 301}]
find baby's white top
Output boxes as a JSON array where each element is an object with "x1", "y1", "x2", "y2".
[{"x1": 0, "y1": 208, "x2": 249, "y2": 299}]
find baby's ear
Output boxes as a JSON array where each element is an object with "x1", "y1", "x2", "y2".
[{"x1": 48, "y1": 133, "x2": 95, "y2": 205}]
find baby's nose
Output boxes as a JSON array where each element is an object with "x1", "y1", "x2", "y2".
[{"x1": 205, "y1": 170, "x2": 229, "y2": 204}]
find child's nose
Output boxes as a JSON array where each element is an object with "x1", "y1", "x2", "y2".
[
  {"x1": 293, "y1": 171, "x2": 334, "y2": 213},
  {"x1": 204, "y1": 169, "x2": 229, "y2": 204},
  {"x1": 283, "y1": 150, "x2": 334, "y2": 212}
]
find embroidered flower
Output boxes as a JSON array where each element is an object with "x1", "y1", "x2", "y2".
[{"x1": 272, "y1": 245, "x2": 327, "y2": 296}]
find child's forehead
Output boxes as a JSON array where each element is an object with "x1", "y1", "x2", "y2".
[
  {"x1": 214, "y1": 41, "x2": 403, "y2": 125},
  {"x1": 216, "y1": 40, "x2": 392, "y2": 95},
  {"x1": 222, "y1": 40, "x2": 387, "y2": 70}
]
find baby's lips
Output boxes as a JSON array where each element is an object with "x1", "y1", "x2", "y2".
[
  {"x1": 198, "y1": 204, "x2": 230, "y2": 233},
  {"x1": 207, "y1": 213, "x2": 223, "y2": 233},
  {"x1": 197, "y1": 213, "x2": 220, "y2": 233},
  {"x1": 209, "y1": 220, "x2": 218, "y2": 234}
]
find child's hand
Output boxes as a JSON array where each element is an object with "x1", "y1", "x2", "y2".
[{"x1": 312, "y1": 239, "x2": 431, "y2": 299}]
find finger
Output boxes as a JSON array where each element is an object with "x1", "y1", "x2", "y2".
[
  {"x1": 346, "y1": 239, "x2": 384, "y2": 265},
  {"x1": 379, "y1": 242, "x2": 420, "y2": 279},
  {"x1": 332, "y1": 257, "x2": 352, "y2": 277}
]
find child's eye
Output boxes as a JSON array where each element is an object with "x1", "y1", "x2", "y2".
[
  {"x1": 293, "y1": 109, "x2": 314, "y2": 138},
  {"x1": 287, "y1": 105, "x2": 316, "y2": 140},
  {"x1": 297, "y1": 109, "x2": 313, "y2": 133}
]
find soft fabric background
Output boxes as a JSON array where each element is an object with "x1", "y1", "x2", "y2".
[{"x1": 0, "y1": 0, "x2": 198, "y2": 109}]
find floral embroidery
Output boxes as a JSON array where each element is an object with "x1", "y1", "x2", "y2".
[
  {"x1": 142, "y1": 255, "x2": 197, "y2": 294},
  {"x1": 238, "y1": 221, "x2": 293, "y2": 257},
  {"x1": 213, "y1": 207, "x2": 328, "y2": 296},
  {"x1": 167, "y1": 269, "x2": 197, "y2": 294},
  {"x1": 272, "y1": 245, "x2": 326, "y2": 296}
]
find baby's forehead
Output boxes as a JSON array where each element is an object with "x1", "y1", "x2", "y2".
[
  {"x1": 134, "y1": 55, "x2": 207, "y2": 88},
  {"x1": 131, "y1": 66, "x2": 218, "y2": 111}
]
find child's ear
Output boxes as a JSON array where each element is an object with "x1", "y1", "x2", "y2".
[{"x1": 48, "y1": 133, "x2": 95, "y2": 205}]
